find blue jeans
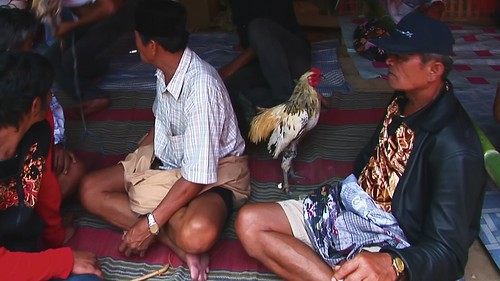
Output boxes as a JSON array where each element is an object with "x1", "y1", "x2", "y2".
[{"x1": 53, "y1": 274, "x2": 103, "y2": 281}]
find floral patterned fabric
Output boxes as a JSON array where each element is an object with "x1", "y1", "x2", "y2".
[
  {"x1": 353, "y1": 18, "x2": 391, "y2": 62},
  {"x1": 303, "y1": 175, "x2": 409, "y2": 266},
  {"x1": 0, "y1": 120, "x2": 51, "y2": 244},
  {"x1": 0, "y1": 143, "x2": 44, "y2": 210}
]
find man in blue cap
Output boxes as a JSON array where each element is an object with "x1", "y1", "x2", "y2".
[{"x1": 235, "y1": 11, "x2": 486, "y2": 281}]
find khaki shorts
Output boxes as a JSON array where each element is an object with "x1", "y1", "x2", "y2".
[
  {"x1": 120, "y1": 144, "x2": 250, "y2": 215},
  {"x1": 277, "y1": 199, "x2": 313, "y2": 249}
]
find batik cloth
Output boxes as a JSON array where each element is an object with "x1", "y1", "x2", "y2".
[{"x1": 358, "y1": 96, "x2": 415, "y2": 213}]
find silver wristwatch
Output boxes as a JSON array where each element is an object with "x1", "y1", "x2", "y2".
[{"x1": 146, "y1": 212, "x2": 160, "y2": 235}]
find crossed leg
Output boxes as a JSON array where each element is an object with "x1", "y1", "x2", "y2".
[
  {"x1": 80, "y1": 164, "x2": 139, "y2": 229},
  {"x1": 80, "y1": 166, "x2": 228, "y2": 281},
  {"x1": 157, "y1": 191, "x2": 228, "y2": 281}
]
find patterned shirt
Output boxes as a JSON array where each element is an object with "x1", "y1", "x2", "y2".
[
  {"x1": 153, "y1": 47, "x2": 245, "y2": 185},
  {"x1": 0, "y1": 120, "x2": 50, "y2": 240},
  {"x1": 357, "y1": 97, "x2": 415, "y2": 212}
]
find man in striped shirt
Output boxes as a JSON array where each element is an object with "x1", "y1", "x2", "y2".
[{"x1": 80, "y1": 1, "x2": 250, "y2": 281}]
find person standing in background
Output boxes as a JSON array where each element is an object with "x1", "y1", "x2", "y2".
[{"x1": 218, "y1": 0, "x2": 311, "y2": 137}]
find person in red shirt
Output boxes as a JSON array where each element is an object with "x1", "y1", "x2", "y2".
[
  {"x1": 0, "y1": 52, "x2": 102, "y2": 280},
  {"x1": 0, "y1": 4, "x2": 87, "y2": 202}
]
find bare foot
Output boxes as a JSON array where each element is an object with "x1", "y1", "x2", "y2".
[{"x1": 186, "y1": 253, "x2": 210, "y2": 281}]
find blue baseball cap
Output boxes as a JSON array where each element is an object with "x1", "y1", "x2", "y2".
[{"x1": 370, "y1": 11, "x2": 454, "y2": 56}]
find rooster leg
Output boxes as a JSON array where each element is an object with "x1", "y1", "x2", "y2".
[
  {"x1": 281, "y1": 168, "x2": 290, "y2": 192},
  {"x1": 280, "y1": 146, "x2": 298, "y2": 193},
  {"x1": 280, "y1": 155, "x2": 292, "y2": 192}
]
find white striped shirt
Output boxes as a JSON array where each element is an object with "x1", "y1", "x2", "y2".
[{"x1": 153, "y1": 47, "x2": 245, "y2": 185}]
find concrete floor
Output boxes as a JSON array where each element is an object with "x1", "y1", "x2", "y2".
[{"x1": 465, "y1": 240, "x2": 500, "y2": 280}]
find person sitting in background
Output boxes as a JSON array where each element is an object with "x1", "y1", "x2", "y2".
[
  {"x1": 42, "y1": 0, "x2": 137, "y2": 116},
  {"x1": 236, "y1": 12, "x2": 486, "y2": 281},
  {"x1": 0, "y1": 6, "x2": 86, "y2": 199},
  {"x1": 218, "y1": 0, "x2": 311, "y2": 137},
  {"x1": 0, "y1": 51, "x2": 103, "y2": 281},
  {"x1": 354, "y1": 0, "x2": 445, "y2": 61}
]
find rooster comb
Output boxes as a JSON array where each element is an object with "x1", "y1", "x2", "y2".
[{"x1": 310, "y1": 68, "x2": 322, "y2": 75}]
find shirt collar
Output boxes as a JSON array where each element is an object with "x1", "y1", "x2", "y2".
[
  {"x1": 154, "y1": 48, "x2": 192, "y2": 100},
  {"x1": 392, "y1": 80, "x2": 457, "y2": 133}
]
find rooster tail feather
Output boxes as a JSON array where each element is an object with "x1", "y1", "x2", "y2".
[{"x1": 248, "y1": 110, "x2": 280, "y2": 144}]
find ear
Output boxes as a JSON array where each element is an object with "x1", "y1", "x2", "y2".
[
  {"x1": 30, "y1": 96, "x2": 43, "y2": 117},
  {"x1": 31, "y1": 94, "x2": 50, "y2": 119},
  {"x1": 148, "y1": 40, "x2": 157, "y2": 56},
  {"x1": 427, "y1": 61, "x2": 445, "y2": 82}
]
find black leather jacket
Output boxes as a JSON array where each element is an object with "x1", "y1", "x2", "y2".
[{"x1": 354, "y1": 84, "x2": 487, "y2": 281}]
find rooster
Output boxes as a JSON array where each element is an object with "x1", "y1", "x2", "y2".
[{"x1": 248, "y1": 68, "x2": 327, "y2": 193}]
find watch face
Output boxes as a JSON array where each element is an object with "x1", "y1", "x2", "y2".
[
  {"x1": 393, "y1": 257, "x2": 405, "y2": 272},
  {"x1": 149, "y1": 224, "x2": 160, "y2": 235}
]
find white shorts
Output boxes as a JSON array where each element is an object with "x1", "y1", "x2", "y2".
[{"x1": 277, "y1": 199, "x2": 313, "y2": 249}]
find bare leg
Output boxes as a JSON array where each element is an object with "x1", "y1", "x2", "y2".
[
  {"x1": 80, "y1": 97, "x2": 111, "y2": 115},
  {"x1": 67, "y1": 97, "x2": 111, "y2": 119},
  {"x1": 235, "y1": 203, "x2": 333, "y2": 281},
  {"x1": 157, "y1": 191, "x2": 228, "y2": 281},
  {"x1": 79, "y1": 164, "x2": 139, "y2": 229},
  {"x1": 58, "y1": 155, "x2": 86, "y2": 199}
]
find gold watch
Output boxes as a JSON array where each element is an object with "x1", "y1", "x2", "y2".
[
  {"x1": 392, "y1": 255, "x2": 405, "y2": 278},
  {"x1": 146, "y1": 212, "x2": 160, "y2": 235}
]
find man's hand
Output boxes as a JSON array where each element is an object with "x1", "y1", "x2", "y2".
[
  {"x1": 332, "y1": 251, "x2": 397, "y2": 281},
  {"x1": 118, "y1": 217, "x2": 156, "y2": 257},
  {"x1": 53, "y1": 144, "x2": 77, "y2": 176},
  {"x1": 72, "y1": 250, "x2": 103, "y2": 278}
]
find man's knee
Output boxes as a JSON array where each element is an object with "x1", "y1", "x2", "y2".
[
  {"x1": 59, "y1": 158, "x2": 86, "y2": 198},
  {"x1": 176, "y1": 216, "x2": 219, "y2": 253},
  {"x1": 235, "y1": 204, "x2": 263, "y2": 243},
  {"x1": 79, "y1": 172, "x2": 106, "y2": 210}
]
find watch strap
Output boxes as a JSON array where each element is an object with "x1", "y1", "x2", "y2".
[
  {"x1": 146, "y1": 212, "x2": 160, "y2": 235},
  {"x1": 390, "y1": 254, "x2": 407, "y2": 281}
]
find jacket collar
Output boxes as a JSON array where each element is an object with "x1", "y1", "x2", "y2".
[{"x1": 396, "y1": 80, "x2": 458, "y2": 133}]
